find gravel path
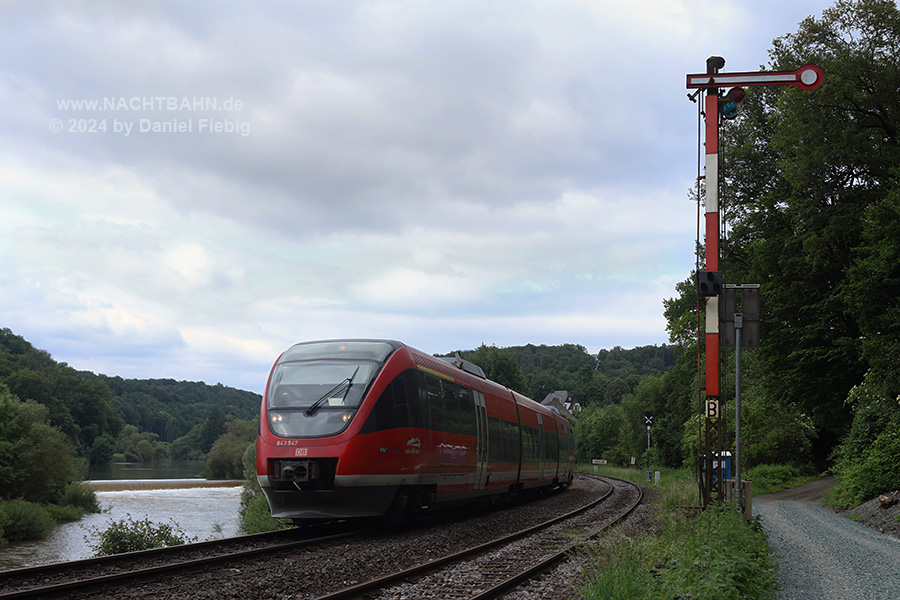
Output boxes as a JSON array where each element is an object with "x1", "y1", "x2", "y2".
[{"x1": 754, "y1": 480, "x2": 900, "y2": 600}]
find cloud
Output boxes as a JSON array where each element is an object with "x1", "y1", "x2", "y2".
[{"x1": 0, "y1": 0, "x2": 831, "y2": 391}]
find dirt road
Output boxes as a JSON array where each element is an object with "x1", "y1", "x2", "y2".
[{"x1": 754, "y1": 478, "x2": 900, "y2": 599}]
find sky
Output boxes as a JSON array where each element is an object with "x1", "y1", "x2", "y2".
[{"x1": 0, "y1": 0, "x2": 835, "y2": 393}]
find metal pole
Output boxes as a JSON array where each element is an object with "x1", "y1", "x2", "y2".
[
  {"x1": 647, "y1": 425, "x2": 651, "y2": 483},
  {"x1": 701, "y1": 58, "x2": 725, "y2": 506},
  {"x1": 734, "y1": 313, "x2": 743, "y2": 512}
]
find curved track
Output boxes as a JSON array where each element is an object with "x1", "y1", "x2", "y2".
[{"x1": 311, "y1": 474, "x2": 643, "y2": 600}]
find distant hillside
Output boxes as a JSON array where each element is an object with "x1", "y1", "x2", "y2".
[
  {"x1": 0, "y1": 327, "x2": 260, "y2": 452},
  {"x1": 96, "y1": 376, "x2": 261, "y2": 443},
  {"x1": 449, "y1": 342, "x2": 678, "y2": 406}
]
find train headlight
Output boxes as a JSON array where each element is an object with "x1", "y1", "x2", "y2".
[
  {"x1": 270, "y1": 413, "x2": 283, "y2": 423},
  {"x1": 342, "y1": 413, "x2": 352, "y2": 423}
]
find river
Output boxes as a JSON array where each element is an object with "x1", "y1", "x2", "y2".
[{"x1": 0, "y1": 461, "x2": 244, "y2": 571}]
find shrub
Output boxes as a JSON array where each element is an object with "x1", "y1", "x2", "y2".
[
  {"x1": 0, "y1": 499, "x2": 55, "y2": 542},
  {"x1": 0, "y1": 502, "x2": 9, "y2": 545},
  {"x1": 45, "y1": 504, "x2": 84, "y2": 522},
  {"x1": 829, "y1": 372, "x2": 900, "y2": 508},
  {"x1": 830, "y1": 430, "x2": 900, "y2": 508},
  {"x1": 88, "y1": 433, "x2": 116, "y2": 465},
  {"x1": 87, "y1": 514, "x2": 196, "y2": 556},
  {"x1": 238, "y1": 443, "x2": 287, "y2": 534},
  {"x1": 60, "y1": 483, "x2": 101, "y2": 513},
  {"x1": 746, "y1": 464, "x2": 800, "y2": 494}
]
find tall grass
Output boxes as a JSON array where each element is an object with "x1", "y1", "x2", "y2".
[{"x1": 579, "y1": 465, "x2": 776, "y2": 600}]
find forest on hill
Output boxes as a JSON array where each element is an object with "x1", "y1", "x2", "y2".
[
  {"x1": 0, "y1": 326, "x2": 263, "y2": 545},
  {"x1": 448, "y1": 342, "x2": 677, "y2": 406}
]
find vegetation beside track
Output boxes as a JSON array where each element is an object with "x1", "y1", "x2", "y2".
[{"x1": 580, "y1": 466, "x2": 777, "y2": 600}]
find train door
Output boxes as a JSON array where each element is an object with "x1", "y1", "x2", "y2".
[
  {"x1": 536, "y1": 413, "x2": 546, "y2": 483},
  {"x1": 473, "y1": 390, "x2": 489, "y2": 490}
]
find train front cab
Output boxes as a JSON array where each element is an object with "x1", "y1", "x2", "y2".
[{"x1": 257, "y1": 340, "x2": 421, "y2": 521}]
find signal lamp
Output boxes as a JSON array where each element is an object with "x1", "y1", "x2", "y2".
[
  {"x1": 719, "y1": 87, "x2": 745, "y2": 120},
  {"x1": 698, "y1": 270, "x2": 723, "y2": 296}
]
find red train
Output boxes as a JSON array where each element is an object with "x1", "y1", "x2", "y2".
[{"x1": 256, "y1": 339, "x2": 575, "y2": 522}]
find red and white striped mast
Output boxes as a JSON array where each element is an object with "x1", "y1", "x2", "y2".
[{"x1": 686, "y1": 58, "x2": 823, "y2": 505}]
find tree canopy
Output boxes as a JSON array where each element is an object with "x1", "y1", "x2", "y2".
[{"x1": 718, "y1": 0, "x2": 900, "y2": 460}]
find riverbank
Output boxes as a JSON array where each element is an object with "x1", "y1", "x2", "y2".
[
  {"x1": 0, "y1": 485, "x2": 243, "y2": 570},
  {"x1": 84, "y1": 479, "x2": 244, "y2": 491}
]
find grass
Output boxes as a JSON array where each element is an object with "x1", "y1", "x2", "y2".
[
  {"x1": 577, "y1": 464, "x2": 777, "y2": 600},
  {"x1": 745, "y1": 464, "x2": 818, "y2": 495}
]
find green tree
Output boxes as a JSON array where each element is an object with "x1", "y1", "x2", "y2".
[
  {"x1": 115, "y1": 425, "x2": 166, "y2": 463},
  {"x1": 200, "y1": 407, "x2": 226, "y2": 453},
  {"x1": 720, "y1": 0, "x2": 900, "y2": 464},
  {"x1": 205, "y1": 418, "x2": 257, "y2": 479},
  {"x1": 574, "y1": 404, "x2": 627, "y2": 464},
  {"x1": 0, "y1": 386, "x2": 79, "y2": 504},
  {"x1": 88, "y1": 433, "x2": 116, "y2": 465},
  {"x1": 466, "y1": 344, "x2": 525, "y2": 391}
]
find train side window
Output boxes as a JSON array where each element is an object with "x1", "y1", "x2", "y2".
[
  {"x1": 523, "y1": 425, "x2": 540, "y2": 462},
  {"x1": 402, "y1": 370, "x2": 423, "y2": 428},
  {"x1": 422, "y1": 372, "x2": 445, "y2": 432},
  {"x1": 361, "y1": 369, "x2": 424, "y2": 433},
  {"x1": 450, "y1": 385, "x2": 475, "y2": 435},
  {"x1": 442, "y1": 381, "x2": 457, "y2": 425},
  {"x1": 487, "y1": 417, "x2": 519, "y2": 463}
]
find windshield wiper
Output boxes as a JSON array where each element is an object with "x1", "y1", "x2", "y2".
[{"x1": 305, "y1": 366, "x2": 359, "y2": 416}]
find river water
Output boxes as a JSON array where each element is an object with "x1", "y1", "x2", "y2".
[{"x1": 0, "y1": 461, "x2": 244, "y2": 571}]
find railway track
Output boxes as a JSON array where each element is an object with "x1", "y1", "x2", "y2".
[
  {"x1": 0, "y1": 474, "x2": 640, "y2": 600},
  {"x1": 0, "y1": 526, "x2": 359, "y2": 599},
  {"x1": 312, "y1": 474, "x2": 643, "y2": 600}
]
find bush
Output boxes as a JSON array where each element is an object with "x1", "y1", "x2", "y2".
[
  {"x1": 829, "y1": 373, "x2": 900, "y2": 508},
  {"x1": 746, "y1": 464, "x2": 800, "y2": 494},
  {"x1": 45, "y1": 504, "x2": 84, "y2": 522},
  {"x1": 87, "y1": 514, "x2": 196, "y2": 556},
  {"x1": 88, "y1": 433, "x2": 116, "y2": 465},
  {"x1": 60, "y1": 483, "x2": 101, "y2": 513},
  {"x1": 830, "y1": 430, "x2": 900, "y2": 508},
  {"x1": 0, "y1": 502, "x2": 9, "y2": 545},
  {"x1": 652, "y1": 506, "x2": 775, "y2": 599},
  {"x1": 238, "y1": 443, "x2": 287, "y2": 534},
  {"x1": 0, "y1": 499, "x2": 55, "y2": 542}
]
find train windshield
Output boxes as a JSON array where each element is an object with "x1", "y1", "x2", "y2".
[
  {"x1": 266, "y1": 361, "x2": 376, "y2": 437},
  {"x1": 266, "y1": 341, "x2": 396, "y2": 437}
]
